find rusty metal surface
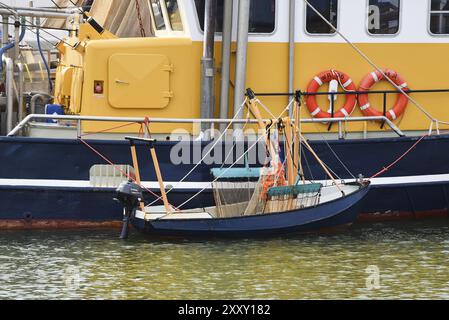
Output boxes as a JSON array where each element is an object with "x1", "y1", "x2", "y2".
[
  {"x1": 0, "y1": 220, "x2": 122, "y2": 231},
  {"x1": 358, "y1": 209, "x2": 449, "y2": 223}
]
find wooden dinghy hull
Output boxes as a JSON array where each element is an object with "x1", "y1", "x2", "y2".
[{"x1": 130, "y1": 183, "x2": 371, "y2": 238}]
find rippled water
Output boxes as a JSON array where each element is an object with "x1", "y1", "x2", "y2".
[{"x1": 0, "y1": 220, "x2": 448, "y2": 300}]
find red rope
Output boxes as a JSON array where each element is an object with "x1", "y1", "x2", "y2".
[
  {"x1": 81, "y1": 122, "x2": 138, "y2": 137},
  {"x1": 138, "y1": 123, "x2": 144, "y2": 137},
  {"x1": 370, "y1": 134, "x2": 428, "y2": 179},
  {"x1": 78, "y1": 138, "x2": 177, "y2": 209}
]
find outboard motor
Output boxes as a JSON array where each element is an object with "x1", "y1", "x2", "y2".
[{"x1": 115, "y1": 180, "x2": 143, "y2": 239}]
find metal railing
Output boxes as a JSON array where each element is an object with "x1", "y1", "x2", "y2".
[
  {"x1": 7, "y1": 114, "x2": 405, "y2": 138},
  {"x1": 254, "y1": 88, "x2": 449, "y2": 130}
]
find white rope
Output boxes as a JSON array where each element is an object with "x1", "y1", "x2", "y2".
[
  {"x1": 303, "y1": 0, "x2": 443, "y2": 128},
  {"x1": 146, "y1": 98, "x2": 247, "y2": 207},
  {"x1": 177, "y1": 101, "x2": 293, "y2": 210},
  {"x1": 256, "y1": 98, "x2": 277, "y2": 118}
]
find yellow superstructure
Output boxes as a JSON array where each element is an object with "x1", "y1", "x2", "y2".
[{"x1": 53, "y1": 0, "x2": 449, "y2": 134}]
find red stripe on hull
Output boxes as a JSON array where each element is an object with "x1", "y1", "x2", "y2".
[
  {"x1": 0, "y1": 220, "x2": 122, "y2": 231},
  {"x1": 1, "y1": 210, "x2": 448, "y2": 231},
  {"x1": 357, "y1": 209, "x2": 449, "y2": 223}
]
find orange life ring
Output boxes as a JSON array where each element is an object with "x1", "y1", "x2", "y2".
[
  {"x1": 306, "y1": 70, "x2": 357, "y2": 119},
  {"x1": 358, "y1": 69, "x2": 409, "y2": 121}
]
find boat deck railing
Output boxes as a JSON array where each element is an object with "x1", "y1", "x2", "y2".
[
  {"x1": 254, "y1": 88, "x2": 449, "y2": 131},
  {"x1": 7, "y1": 114, "x2": 405, "y2": 138}
]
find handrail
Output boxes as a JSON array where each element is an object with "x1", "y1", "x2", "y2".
[
  {"x1": 7, "y1": 114, "x2": 405, "y2": 138},
  {"x1": 253, "y1": 88, "x2": 449, "y2": 97},
  {"x1": 0, "y1": 8, "x2": 73, "y2": 19}
]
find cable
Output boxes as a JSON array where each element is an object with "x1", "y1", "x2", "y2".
[
  {"x1": 0, "y1": 2, "x2": 75, "y2": 48},
  {"x1": 1, "y1": 21, "x2": 73, "y2": 32},
  {"x1": 302, "y1": 0, "x2": 445, "y2": 127},
  {"x1": 37, "y1": 26, "x2": 53, "y2": 92}
]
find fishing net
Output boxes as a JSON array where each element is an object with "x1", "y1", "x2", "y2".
[
  {"x1": 264, "y1": 183, "x2": 322, "y2": 213},
  {"x1": 212, "y1": 178, "x2": 263, "y2": 218}
]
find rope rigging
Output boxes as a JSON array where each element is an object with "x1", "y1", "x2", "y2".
[{"x1": 177, "y1": 100, "x2": 294, "y2": 210}]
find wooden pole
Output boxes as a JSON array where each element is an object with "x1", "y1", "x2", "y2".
[
  {"x1": 129, "y1": 144, "x2": 144, "y2": 210},
  {"x1": 248, "y1": 98, "x2": 277, "y2": 163},
  {"x1": 149, "y1": 147, "x2": 172, "y2": 214},
  {"x1": 293, "y1": 100, "x2": 305, "y2": 184},
  {"x1": 299, "y1": 133, "x2": 344, "y2": 194},
  {"x1": 284, "y1": 117, "x2": 295, "y2": 186}
]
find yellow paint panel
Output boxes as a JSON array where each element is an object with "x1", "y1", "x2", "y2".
[
  {"x1": 71, "y1": 68, "x2": 84, "y2": 113},
  {"x1": 60, "y1": 67, "x2": 73, "y2": 96},
  {"x1": 108, "y1": 54, "x2": 171, "y2": 109}
]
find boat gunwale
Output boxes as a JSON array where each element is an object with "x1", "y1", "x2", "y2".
[
  {"x1": 1, "y1": 133, "x2": 446, "y2": 147},
  {"x1": 139, "y1": 182, "x2": 371, "y2": 223}
]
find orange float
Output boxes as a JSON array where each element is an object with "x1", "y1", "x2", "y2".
[
  {"x1": 358, "y1": 69, "x2": 409, "y2": 121},
  {"x1": 306, "y1": 70, "x2": 357, "y2": 119}
]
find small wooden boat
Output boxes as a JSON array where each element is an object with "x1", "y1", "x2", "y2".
[
  {"x1": 122, "y1": 181, "x2": 370, "y2": 238},
  {"x1": 115, "y1": 91, "x2": 371, "y2": 239}
]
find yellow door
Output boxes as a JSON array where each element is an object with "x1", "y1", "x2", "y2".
[{"x1": 108, "y1": 53, "x2": 172, "y2": 109}]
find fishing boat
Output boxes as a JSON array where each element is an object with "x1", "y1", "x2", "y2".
[
  {"x1": 121, "y1": 179, "x2": 370, "y2": 238},
  {"x1": 1, "y1": 0, "x2": 449, "y2": 230},
  {"x1": 115, "y1": 91, "x2": 371, "y2": 238}
]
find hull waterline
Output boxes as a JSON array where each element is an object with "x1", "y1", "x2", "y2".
[
  {"x1": 1, "y1": 135, "x2": 449, "y2": 229},
  {"x1": 130, "y1": 185, "x2": 370, "y2": 238}
]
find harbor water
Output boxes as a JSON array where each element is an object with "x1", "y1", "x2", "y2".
[{"x1": 0, "y1": 220, "x2": 448, "y2": 300}]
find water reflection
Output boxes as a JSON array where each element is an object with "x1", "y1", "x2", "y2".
[{"x1": 0, "y1": 220, "x2": 448, "y2": 300}]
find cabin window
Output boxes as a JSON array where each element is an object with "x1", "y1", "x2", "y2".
[
  {"x1": 367, "y1": 0, "x2": 401, "y2": 35},
  {"x1": 194, "y1": 0, "x2": 276, "y2": 34},
  {"x1": 165, "y1": 0, "x2": 183, "y2": 31},
  {"x1": 305, "y1": 0, "x2": 338, "y2": 34},
  {"x1": 430, "y1": 0, "x2": 449, "y2": 34},
  {"x1": 150, "y1": 0, "x2": 166, "y2": 30}
]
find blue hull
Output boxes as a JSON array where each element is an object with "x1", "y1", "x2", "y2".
[
  {"x1": 1, "y1": 134, "x2": 449, "y2": 228},
  {"x1": 131, "y1": 184, "x2": 371, "y2": 238}
]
